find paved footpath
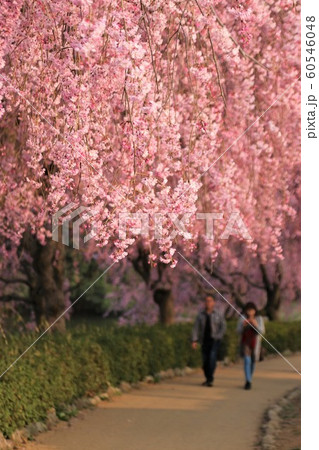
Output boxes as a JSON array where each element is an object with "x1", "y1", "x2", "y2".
[{"x1": 27, "y1": 355, "x2": 300, "y2": 450}]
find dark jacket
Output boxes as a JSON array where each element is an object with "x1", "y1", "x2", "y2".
[{"x1": 192, "y1": 310, "x2": 226, "y2": 344}]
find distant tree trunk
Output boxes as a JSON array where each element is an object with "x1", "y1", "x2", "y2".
[
  {"x1": 264, "y1": 283, "x2": 281, "y2": 321},
  {"x1": 129, "y1": 243, "x2": 175, "y2": 325},
  {"x1": 260, "y1": 262, "x2": 282, "y2": 321},
  {"x1": 21, "y1": 231, "x2": 66, "y2": 331},
  {"x1": 153, "y1": 288, "x2": 174, "y2": 325},
  {"x1": 32, "y1": 240, "x2": 66, "y2": 331}
]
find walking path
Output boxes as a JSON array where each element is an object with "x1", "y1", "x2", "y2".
[{"x1": 26, "y1": 355, "x2": 301, "y2": 450}]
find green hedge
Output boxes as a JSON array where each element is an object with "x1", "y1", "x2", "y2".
[
  {"x1": 218, "y1": 320, "x2": 301, "y2": 361},
  {"x1": 0, "y1": 320, "x2": 300, "y2": 437}
]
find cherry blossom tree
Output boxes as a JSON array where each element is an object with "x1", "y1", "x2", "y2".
[{"x1": 0, "y1": 0, "x2": 300, "y2": 326}]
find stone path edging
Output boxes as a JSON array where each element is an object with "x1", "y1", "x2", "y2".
[{"x1": 258, "y1": 387, "x2": 301, "y2": 450}]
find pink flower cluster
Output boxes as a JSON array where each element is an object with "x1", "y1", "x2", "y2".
[{"x1": 0, "y1": 0, "x2": 300, "y2": 271}]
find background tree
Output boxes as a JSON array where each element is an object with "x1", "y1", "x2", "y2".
[{"x1": 0, "y1": 0, "x2": 300, "y2": 327}]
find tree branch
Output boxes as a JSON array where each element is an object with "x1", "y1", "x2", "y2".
[
  {"x1": 194, "y1": 0, "x2": 227, "y2": 108},
  {"x1": 204, "y1": 266, "x2": 244, "y2": 309},
  {"x1": 0, "y1": 295, "x2": 31, "y2": 303},
  {"x1": 229, "y1": 271, "x2": 264, "y2": 290},
  {"x1": 210, "y1": 5, "x2": 269, "y2": 71},
  {"x1": 128, "y1": 245, "x2": 151, "y2": 285},
  {"x1": 0, "y1": 276, "x2": 32, "y2": 288}
]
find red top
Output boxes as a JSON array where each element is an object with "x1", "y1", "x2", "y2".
[{"x1": 241, "y1": 323, "x2": 257, "y2": 350}]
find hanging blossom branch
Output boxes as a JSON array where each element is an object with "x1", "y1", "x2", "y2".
[
  {"x1": 193, "y1": 0, "x2": 227, "y2": 108},
  {"x1": 0, "y1": 0, "x2": 300, "y2": 270},
  {"x1": 210, "y1": 5, "x2": 269, "y2": 71}
]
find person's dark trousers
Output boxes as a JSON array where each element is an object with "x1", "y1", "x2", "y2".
[{"x1": 201, "y1": 339, "x2": 220, "y2": 383}]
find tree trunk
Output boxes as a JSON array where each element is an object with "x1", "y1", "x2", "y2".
[
  {"x1": 22, "y1": 232, "x2": 67, "y2": 331},
  {"x1": 259, "y1": 262, "x2": 282, "y2": 321},
  {"x1": 153, "y1": 288, "x2": 174, "y2": 325},
  {"x1": 264, "y1": 286, "x2": 281, "y2": 321},
  {"x1": 129, "y1": 244, "x2": 175, "y2": 325}
]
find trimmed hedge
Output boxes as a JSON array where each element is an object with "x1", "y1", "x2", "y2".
[
  {"x1": 0, "y1": 320, "x2": 300, "y2": 437},
  {"x1": 219, "y1": 320, "x2": 301, "y2": 362}
]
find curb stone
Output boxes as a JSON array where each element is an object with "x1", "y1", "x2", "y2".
[
  {"x1": 89, "y1": 395, "x2": 102, "y2": 406},
  {"x1": 119, "y1": 381, "x2": 132, "y2": 393},
  {"x1": 0, "y1": 432, "x2": 13, "y2": 450},
  {"x1": 107, "y1": 386, "x2": 122, "y2": 398},
  {"x1": 99, "y1": 392, "x2": 110, "y2": 401},
  {"x1": 73, "y1": 397, "x2": 92, "y2": 410}
]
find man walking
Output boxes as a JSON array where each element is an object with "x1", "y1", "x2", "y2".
[{"x1": 192, "y1": 294, "x2": 226, "y2": 386}]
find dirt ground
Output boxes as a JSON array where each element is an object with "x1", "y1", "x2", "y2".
[{"x1": 275, "y1": 391, "x2": 301, "y2": 450}]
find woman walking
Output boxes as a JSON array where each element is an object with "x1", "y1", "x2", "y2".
[{"x1": 237, "y1": 302, "x2": 265, "y2": 390}]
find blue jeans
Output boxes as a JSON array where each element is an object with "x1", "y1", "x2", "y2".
[
  {"x1": 201, "y1": 339, "x2": 220, "y2": 383},
  {"x1": 244, "y1": 354, "x2": 255, "y2": 383}
]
